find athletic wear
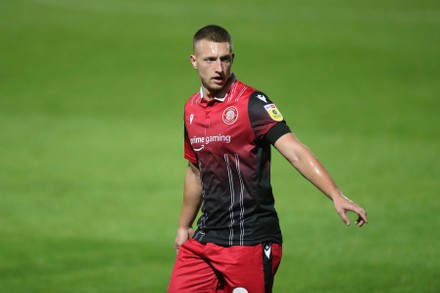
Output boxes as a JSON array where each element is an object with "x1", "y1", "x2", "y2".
[
  {"x1": 168, "y1": 239, "x2": 282, "y2": 293},
  {"x1": 184, "y1": 75, "x2": 291, "y2": 246}
]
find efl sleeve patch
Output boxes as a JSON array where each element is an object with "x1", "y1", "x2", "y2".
[{"x1": 264, "y1": 104, "x2": 283, "y2": 122}]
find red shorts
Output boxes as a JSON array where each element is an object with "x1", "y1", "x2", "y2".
[{"x1": 168, "y1": 239, "x2": 282, "y2": 293}]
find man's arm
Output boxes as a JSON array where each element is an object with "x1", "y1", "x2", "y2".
[
  {"x1": 274, "y1": 132, "x2": 368, "y2": 227},
  {"x1": 175, "y1": 161, "x2": 203, "y2": 252}
]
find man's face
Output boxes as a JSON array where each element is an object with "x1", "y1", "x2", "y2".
[{"x1": 190, "y1": 40, "x2": 234, "y2": 98}]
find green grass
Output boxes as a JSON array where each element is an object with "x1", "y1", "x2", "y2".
[{"x1": 1, "y1": 0, "x2": 439, "y2": 292}]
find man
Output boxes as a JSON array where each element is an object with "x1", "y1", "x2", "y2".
[{"x1": 168, "y1": 25, "x2": 368, "y2": 293}]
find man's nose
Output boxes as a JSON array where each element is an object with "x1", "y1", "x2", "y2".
[{"x1": 214, "y1": 59, "x2": 223, "y2": 72}]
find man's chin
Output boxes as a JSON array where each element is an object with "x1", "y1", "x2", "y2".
[{"x1": 207, "y1": 83, "x2": 224, "y2": 92}]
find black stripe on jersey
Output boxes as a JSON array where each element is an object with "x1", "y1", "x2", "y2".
[
  {"x1": 263, "y1": 242, "x2": 274, "y2": 293},
  {"x1": 265, "y1": 123, "x2": 291, "y2": 145}
]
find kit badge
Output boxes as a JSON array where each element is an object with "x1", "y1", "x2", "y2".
[
  {"x1": 223, "y1": 106, "x2": 238, "y2": 125},
  {"x1": 264, "y1": 104, "x2": 283, "y2": 121}
]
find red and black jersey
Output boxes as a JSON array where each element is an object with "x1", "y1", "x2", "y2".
[{"x1": 184, "y1": 76, "x2": 291, "y2": 246}]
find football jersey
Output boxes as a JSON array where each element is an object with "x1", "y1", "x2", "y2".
[{"x1": 184, "y1": 76, "x2": 291, "y2": 246}]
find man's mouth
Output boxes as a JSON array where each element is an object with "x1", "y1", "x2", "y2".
[{"x1": 212, "y1": 76, "x2": 224, "y2": 83}]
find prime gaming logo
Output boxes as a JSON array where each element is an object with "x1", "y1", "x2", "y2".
[{"x1": 190, "y1": 134, "x2": 231, "y2": 152}]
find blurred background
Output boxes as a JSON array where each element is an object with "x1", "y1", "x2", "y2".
[{"x1": 0, "y1": 0, "x2": 439, "y2": 292}]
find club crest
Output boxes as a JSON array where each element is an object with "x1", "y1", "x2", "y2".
[{"x1": 223, "y1": 106, "x2": 238, "y2": 125}]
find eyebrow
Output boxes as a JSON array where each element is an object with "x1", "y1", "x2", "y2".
[{"x1": 202, "y1": 54, "x2": 231, "y2": 60}]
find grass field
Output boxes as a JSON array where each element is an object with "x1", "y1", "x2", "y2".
[{"x1": 1, "y1": 0, "x2": 439, "y2": 292}]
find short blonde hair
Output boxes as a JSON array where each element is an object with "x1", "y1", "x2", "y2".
[{"x1": 193, "y1": 25, "x2": 233, "y2": 52}]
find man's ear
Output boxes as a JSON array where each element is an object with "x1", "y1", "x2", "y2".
[
  {"x1": 231, "y1": 53, "x2": 235, "y2": 64},
  {"x1": 190, "y1": 55, "x2": 197, "y2": 69}
]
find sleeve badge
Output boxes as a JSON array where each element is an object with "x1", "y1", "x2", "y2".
[{"x1": 264, "y1": 104, "x2": 283, "y2": 122}]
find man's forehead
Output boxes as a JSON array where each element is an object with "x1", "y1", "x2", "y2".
[{"x1": 194, "y1": 40, "x2": 232, "y2": 55}]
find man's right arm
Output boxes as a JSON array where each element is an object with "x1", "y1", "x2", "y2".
[{"x1": 174, "y1": 161, "x2": 203, "y2": 253}]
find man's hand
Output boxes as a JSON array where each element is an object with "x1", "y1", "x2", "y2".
[
  {"x1": 175, "y1": 227, "x2": 195, "y2": 253},
  {"x1": 333, "y1": 195, "x2": 368, "y2": 227}
]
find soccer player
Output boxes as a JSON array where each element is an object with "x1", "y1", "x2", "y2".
[{"x1": 168, "y1": 25, "x2": 368, "y2": 293}]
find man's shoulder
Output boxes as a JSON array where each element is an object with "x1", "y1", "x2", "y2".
[
  {"x1": 234, "y1": 80, "x2": 272, "y2": 105},
  {"x1": 235, "y1": 79, "x2": 258, "y2": 94},
  {"x1": 227, "y1": 80, "x2": 259, "y2": 103}
]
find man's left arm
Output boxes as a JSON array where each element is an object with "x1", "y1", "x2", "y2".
[{"x1": 273, "y1": 132, "x2": 368, "y2": 227}]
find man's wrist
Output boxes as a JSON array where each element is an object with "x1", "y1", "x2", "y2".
[{"x1": 331, "y1": 191, "x2": 352, "y2": 203}]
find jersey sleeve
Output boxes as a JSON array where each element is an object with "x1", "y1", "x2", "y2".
[
  {"x1": 184, "y1": 125, "x2": 198, "y2": 164},
  {"x1": 248, "y1": 91, "x2": 291, "y2": 144}
]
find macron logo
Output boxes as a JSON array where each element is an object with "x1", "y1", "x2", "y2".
[
  {"x1": 256, "y1": 94, "x2": 268, "y2": 103},
  {"x1": 190, "y1": 114, "x2": 194, "y2": 125}
]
